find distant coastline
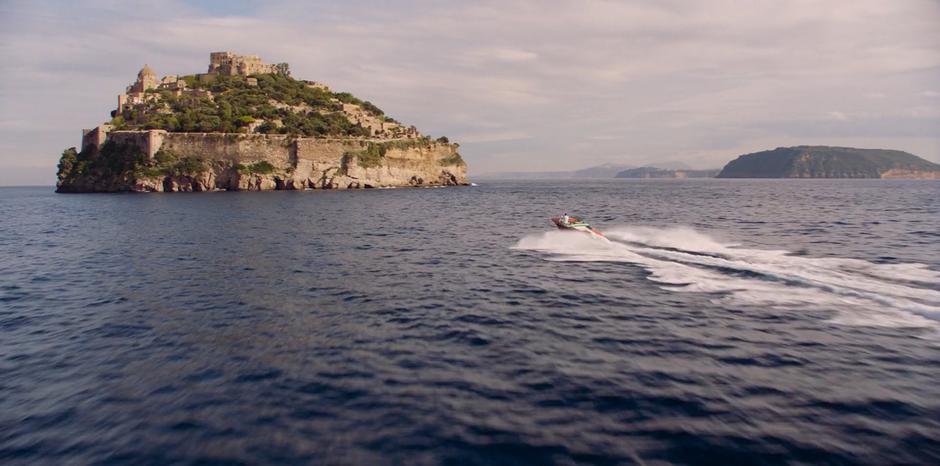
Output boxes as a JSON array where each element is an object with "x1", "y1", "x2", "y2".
[{"x1": 476, "y1": 146, "x2": 940, "y2": 181}]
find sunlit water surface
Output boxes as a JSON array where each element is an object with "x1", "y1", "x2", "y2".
[{"x1": 1, "y1": 180, "x2": 939, "y2": 464}]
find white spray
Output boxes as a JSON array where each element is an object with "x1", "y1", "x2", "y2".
[{"x1": 514, "y1": 226, "x2": 940, "y2": 329}]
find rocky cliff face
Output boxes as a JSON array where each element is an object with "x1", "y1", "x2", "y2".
[
  {"x1": 717, "y1": 146, "x2": 940, "y2": 179},
  {"x1": 56, "y1": 133, "x2": 467, "y2": 193}
]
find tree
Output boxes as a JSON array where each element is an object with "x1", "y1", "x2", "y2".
[
  {"x1": 57, "y1": 147, "x2": 78, "y2": 181},
  {"x1": 275, "y1": 63, "x2": 291, "y2": 76}
]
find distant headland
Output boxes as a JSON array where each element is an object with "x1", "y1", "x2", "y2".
[
  {"x1": 56, "y1": 52, "x2": 468, "y2": 193},
  {"x1": 717, "y1": 146, "x2": 940, "y2": 179}
]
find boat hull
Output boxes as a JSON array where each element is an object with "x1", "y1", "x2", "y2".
[{"x1": 550, "y1": 216, "x2": 607, "y2": 239}]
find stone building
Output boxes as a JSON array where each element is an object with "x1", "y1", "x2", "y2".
[
  {"x1": 117, "y1": 65, "x2": 160, "y2": 113},
  {"x1": 207, "y1": 52, "x2": 277, "y2": 76},
  {"x1": 118, "y1": 66, "x2": 219, "y2": 113},
  {"x1": 128, "y1": 64, "x2": 158, "y2": 93}
]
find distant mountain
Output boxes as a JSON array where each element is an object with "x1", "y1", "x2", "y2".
[
  {"x1": 717, "y1": 146, "x2": 940, "y2": 179},
  {"x1": 649, "y1": 161, "x2": 692, "y2": 170},
  {"x1": 571, "y1": 163, "x2": 635, "y2": 178},
  {"x1": 477, "y1": 162, "x2": 726, "y2": 180},
  {"x1": 616, "y1": 167, "x2": 719, "y2": 179},
  {"x1": 475, "y1": 163, "x2": 633, "y2": 180},
  {"x1": 472, "y1": 170, "x2": 575, "y2": 180}
]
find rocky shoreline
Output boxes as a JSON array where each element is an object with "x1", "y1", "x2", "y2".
[{"x1": 56, "y1": 132, "x2": 468, "y2": 193}]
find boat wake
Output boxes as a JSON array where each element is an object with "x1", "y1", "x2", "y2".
[{"x1": 514, "y1": 226, "x2": 940, "y2": 330}]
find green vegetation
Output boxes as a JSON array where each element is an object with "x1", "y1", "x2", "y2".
[
  {"x1": 439, "y1": 152, "x2": 465, "y2": 167},
  {"x1": 361, "y1": 101, "x2": 383, "y2": 116},
  {"x1": 56, "y1": 141, "x2": 149, "y2": 184},
  {"x1": 237, "y1": 161, "x2": 276, "y2": 175},
  {"x1": 382, "y1": 137, "x2": 432, "y2": 151},
  {"x1": 115, "y1": 73, "x2": 385, "y2": 137},
  {"x1": 344, "y1": 143, "x2": 387, "y2": 169},
  {"x1": 56, "y1": 147, "x2": 79, "y2": 183},
  {"x1": 134, "y1": 149, "x2": 205, "y2": 178},
  {"x1": 718, "y1": 146, "x2": 940, "y2": 178},
  {"x1": 333, "y1": 92, "x2": 362, "y2": 105},
  {"x1": 339, "y1": 139, "x2": 456, "y2": 169}
]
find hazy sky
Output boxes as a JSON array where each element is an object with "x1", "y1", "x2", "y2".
[{"x1": 1, "y1": 0, "x2": 939, "y2": 184}]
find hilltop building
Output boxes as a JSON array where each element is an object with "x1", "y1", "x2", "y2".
[
  {"x1": 116, "y1": 52, "x2": 278, "y2": 113},
  {"x1": 207, "y1": 52, "x2": 277, "y2": 76},
  {"x1": 108, "y1": 51, "x2": 420, "y2": 141},
  {"x1": 117, "y1": 65, "x2": 212, "y2": 113},
  {"x1": 117, "y1": 65, "x2": 159, "y2": 112}
]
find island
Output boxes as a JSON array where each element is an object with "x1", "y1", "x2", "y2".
[
  {"x1": 56, "y1": 52, "x2": 468, "y2": 192},
  {"x1": 717, "y1": 146, "x2": 940, "y2": 179},
  {"x1": 615, "y1": 167, "x2": 719, "y2": 179}
]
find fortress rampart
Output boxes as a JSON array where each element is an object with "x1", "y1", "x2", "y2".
[{"x1": 65, "y1": 128, "x2": 466, "y2": 192}]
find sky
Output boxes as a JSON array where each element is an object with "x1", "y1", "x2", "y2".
[{"x1": 1, "y1": 0, "x2": 939, "y2": 185}]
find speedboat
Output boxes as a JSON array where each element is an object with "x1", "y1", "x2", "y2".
[{"x1": 551, "y1": 215, "x2": 607, "y2": 240}]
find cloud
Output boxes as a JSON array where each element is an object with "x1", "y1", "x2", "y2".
[
  {"x1": 1, "y1": 0, "x2": 939, "y2": 184},
  {"x1": 465, "y1": 47, "x2": 539, "y2": 64},
  {"x1": 453, "y1": 130, "x2": 532, "y2": 144}
]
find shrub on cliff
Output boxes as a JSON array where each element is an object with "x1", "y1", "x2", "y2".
[
  {"x1": 57, "y1": 147, "x2": 79, "y2": 182},
  {"x1": 236, "y1": 161, "x2": 276, "y2": 175},
  {"x1": 58, "y1": 141, "x2": 149, "y2": 187},
  {"x1": 439, "y1": 153, "x2": 465, "y2": 167},
  {"x1": 343, "y1": 143, "x2": 387, "y2": 169},
  {"x1": 132, "y1": 149, "x2": 206, "y2": 179},
  {"x1": 361, "y1": 101, "x2": 383, "y2": 116}
]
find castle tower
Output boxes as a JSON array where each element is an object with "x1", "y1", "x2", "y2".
[
  {"x1": 128, "y1": 64, "x2": 158, "y2": 93},
  {"x1": 118, "y1": 65, "x2": 160, "y2": 113},
  {"x1": 207, "y1": 52, "x2": 278, "y2": 76},
  {"x1": 137, "y1": 64, "x2": 158, "y2": 91}
]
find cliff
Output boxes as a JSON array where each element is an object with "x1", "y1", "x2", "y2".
[
  {"x1": 56, "y1": 52, "x2": 468, "y2": 192},
  {"x1": 717, "y1": 146, "x2": 940, "y2": 179},
  {"x1": 615, "y1": 167, "x2": 719, "y2": 179},
  {"x1": 57, "y1": 134, "x2": 466, "y2": 192}
]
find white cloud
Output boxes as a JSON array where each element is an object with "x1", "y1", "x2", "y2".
[
  {"x1": 454, "y1": 130, "x2": 532, "y2": 144},
  {"x1": 1, "y1": 0, "x2": 939, "y2": 183},
  {"x1": 466, "y1": 47, "x2": 539, "y2": 64}
]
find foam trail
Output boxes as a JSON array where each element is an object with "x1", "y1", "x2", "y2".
[{"x1": 514, "y1": 227, "x2": 940, "y2": 330}]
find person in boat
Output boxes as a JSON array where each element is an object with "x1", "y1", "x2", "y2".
[{"x1": 563, "y1": 213, "x2": 570, "y2": 225}]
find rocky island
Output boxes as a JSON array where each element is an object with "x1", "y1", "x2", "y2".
[
  {"x1": 56, "y1": 52, "x2": 468, "y2": 192},
  {"x1": 717, "y1": 146, "x2": 940, "y2": 179}
]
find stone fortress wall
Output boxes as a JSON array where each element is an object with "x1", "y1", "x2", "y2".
[{"x1": 83, "y1": 128, "x2": 466, "y2": 191}]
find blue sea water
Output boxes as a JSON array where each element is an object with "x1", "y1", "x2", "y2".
[{"x1": 1, "y1": 180, "x2": 939, "y2": 465}]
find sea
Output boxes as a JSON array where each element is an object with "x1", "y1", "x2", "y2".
[{"x1": 1, "y1": 179, "x2": 938, "y2": 465}]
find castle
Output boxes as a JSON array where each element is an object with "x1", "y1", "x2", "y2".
[
  {"x1": 90, "y1": 51, "x2": 420, "y2": 155},
  {"x1": 67, "y1": 51, "x2": 467, "y2": 192},
  {"x1": 116, "y1": 52, "x2": 276, "y2": 113},
  {"x1": 207, "y1": 52, "x2": 278, "y2": 76}
]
